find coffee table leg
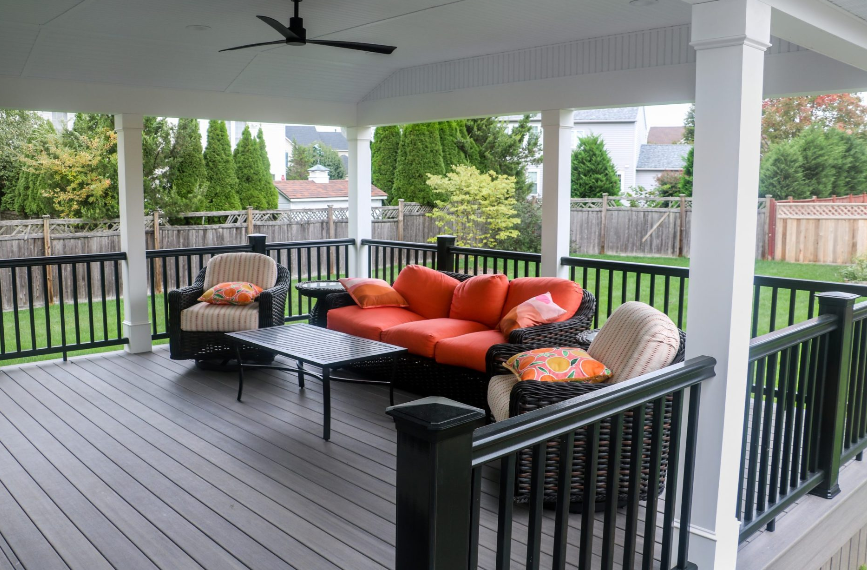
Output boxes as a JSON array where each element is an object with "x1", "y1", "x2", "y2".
[
  {"x1": 389, "y1": 356, "x2": 397, "y2": 406},
  {"x1": 235, "y1": 343, "x2": 245, "y2": 402},
  {"x1": 322, "y1": 366, "x2": 331, "y2": 441},
  {"x1": 297, "y1": 361, "x2": 305, "y2": 389}
]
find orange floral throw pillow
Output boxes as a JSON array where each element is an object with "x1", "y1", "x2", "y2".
[
  {"x1": 505, "y1": 348, "x2": 612, "y2": 383},
  {"x1": 198, "y1": 282, "x2": 263, "y2": 305},
  {"x1": 340, "y1": 277, "x2": 409, "y2": 309},
  {"x1": 498, "y1": 292, "x2": 567, "y2": 336}
]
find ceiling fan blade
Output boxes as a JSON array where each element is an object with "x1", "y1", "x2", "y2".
[
  {"x1": 257, "y1": 15, "x2": 302, "y2": 42},
  {"x1": 219, "y1": 40, "x2": 286, "y2": 52},
  {"x1": 307, "y1": 40, "x2": 396, "y2": 54}
]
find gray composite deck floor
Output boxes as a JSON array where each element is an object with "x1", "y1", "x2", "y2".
[{"x1": 0, "y1": 346, "x2": 670, "y2": 570}]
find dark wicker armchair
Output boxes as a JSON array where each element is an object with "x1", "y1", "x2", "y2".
[
  {"x1": 319, "y1": 270, "x2": 597, "y2": 410},
  {"x1": 486, "y1": 316, "x2": 686, "y2": 512},
  {"x1": 168, "y1": 253, "x2": 291, "y2": 362}
]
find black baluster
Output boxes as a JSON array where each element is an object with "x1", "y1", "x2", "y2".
[
  {"x1": 677, "y1": 384, "x2": 702, "y2": 570},
  {"x1": 496, "y1": 454, "x2": 516, "y2": 570},
  {"x1": 86, "y1": 262, "x2": 94, "y2": 343},
  {"x1": 553, "y1": 432, "x2": 575, "y2": 570},
  {"x1": 579, "y1": 426, "x2": 598, "y2": 570},
  {"x1": 660, "y1": 391, "x2": 685, "y2": 570},
  {"x1": 601, "y1": 413, "x2": 624, "y2": 570},
  {"x1": 526, "y1": 443, "x2": 545, "y2": 570},
  {"x1": 623, "y1": 405, "x2": 645, "y2": 570},
  {"x1": 642, "y1": 398, "x2": 666, "y2": 570},
  {"x1": 41, "y1": 265, "x2": 51, "y2": 349},
  {"x1": 10, "y1": 267, "x2": 20, "y2": 353},
  {"x1": 100, "y1": 261, "x2": 108, "y2": 341},
  {"x1": 26, "y1": 266, "x2": 36, "y2": 350}
]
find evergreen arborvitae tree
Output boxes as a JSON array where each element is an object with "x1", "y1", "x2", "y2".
[
  {"x1": 371, "y1": 126, "x2": 401, "y2": 197},
  {"x1": 286, "y1": 139, "x2": 312, "y2": 180},
  {"x1": 5, "y1": 169, "x2": 52, "y2": 216},
  {"x1": 166, "y1": 118, "x2": 207, "y2": 215},
  {"x1": 256, "y1": 128, "x2": 278, "y2": 209},
  {"x1": 233, "y1": 125, "x2": 272, "y2": 210},
  {"x1": 679, "y1": 147, "x2": 694, "y2": 197},
  {"x1": 142, "y1": 116, "x2": 173, "y2": 212},
  {"x1": 760, "y1": 141, "x2": 808, "y2": 200},
  {"x1": 392, "y1": 123, "x2": 445, "y2": 206},
  {"x1": 570, "y1": 134, "x2": 620, "y2": 198},
  {"x1": 202, "y1": 120, "x2": 241, "y2": 211},
  {"x1": 439, "y1": 121, "x2": 466, "y2": 171},
  {"x1": 796, "y1": 128, "x2": 842, "y2": 198},
  {"x1": 833, "y1": 130, "x2": 867, "y2": 197},
  {"x1": 682, "y1": 104, "x2": 695, "y2": 144}
]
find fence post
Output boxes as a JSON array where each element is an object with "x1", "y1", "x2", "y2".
[
  {"x1": 600, "y1": 193, "x2": 608, "y2": 255},
  {"x1": 678, "y1": 194, "x2": 688, "y2": 257},
  {"x1": 246, "y1": 206, "x2": 254, "y2": 235},
  {"x1": 247, "y1": 233, "x2": 267, "y2": 255},
  {"x1": 398, "y1": 199, "x2": 405, "y2": 242},
  {"x1": 436, "y1": 235, "x2": 456, "y2": 272},
  {"x1": 153, "y1": 210, "x2": 163, "y2": 294},
  {"x1": 811, "y1": 292, "x2": 858, "y2": 499},
  {"x1": 386, "y1": 397, "x2": 485, "y2": 570},
  {"x1": 42, "y1": 215, "x2": 54, "y2": 305},
  {"x1": 764, "y1": 195, "x2": 775, "y2": 261}
]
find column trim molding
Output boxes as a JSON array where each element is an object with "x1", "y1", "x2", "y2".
[{"x1": 691, "y1": 35, "x2": 772, "y2": 51}]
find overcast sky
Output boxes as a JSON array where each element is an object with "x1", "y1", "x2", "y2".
[{"x1": 645, "y1": 103, "x2": 691, "y2": 128}]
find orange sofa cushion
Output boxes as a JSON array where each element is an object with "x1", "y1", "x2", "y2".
[
  {"x1": 327, "y1": 305, "x2": 424, "y2": 341},
  {"x1": 339, "y1": 277, "x2": 408, "y2": 309},
  {"x1": 381, "y1": 318, "x2": 489, "y2": 358},
  {"x1": 435, "y1": 329, "x2": 507, "y2": 373},
  {"x1": 449, "y1": 274, "x2": 509, "y2": 328},
  {"x1": 393, "y1": 265, "x2": 459, "y2": 320},
  {"x1": 501, "y1": 277, "x2": 582, "y2": 320}
]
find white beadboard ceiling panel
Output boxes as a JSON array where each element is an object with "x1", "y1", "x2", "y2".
[
  {"x1": 0, "y1": 0, "x2": 83, "y2": 26},
  {"x1": 826, "y1": 0, "x2": 867, "y2": 22},
  {"x1": 22, "y1": 31, "x2": 253, "y2": 92},
  {"x1": 0, "y1": 23, "x2": 40, "y2": 77}
]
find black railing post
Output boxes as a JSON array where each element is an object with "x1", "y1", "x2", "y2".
[
  {"x1": 436, "y1": 235, "x2": 456, "y2": 272},
  {"x1": 811, "y1": 291, "x2": 858, "y2": 499},
  {"x1": 247, "y1": 233, "x2": 267, "y2": 255},
  {"x1": 386, "y1": 396, "x2": 485, "y2": 570}
]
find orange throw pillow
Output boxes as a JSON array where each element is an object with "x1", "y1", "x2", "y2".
[
  {"x1": 498, "y1": 292, "x2": 567, "y2": 336},
  {"x1": 505, "y1": 347, "x2": 612, "y2": 383},
  {"x1": 339, "y1": 277, "x2": 409, "y2": 309},
  {"x1": 393, "y1": 265, "x2": 460, "y2": 319},
  {"x1": 449, "y1": 273, "x2": 509, "y2": 328},
  {"x1": 198, "y1": 282, "x2": 263, "y2": 305}
]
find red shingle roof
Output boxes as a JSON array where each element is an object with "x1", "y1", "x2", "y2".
[
  {"x1": 647, "y1": 126, "x2": 686, "y2": 145},
  {"x1": 274, "y1": 180, "x2": 387, "y2": 200}
]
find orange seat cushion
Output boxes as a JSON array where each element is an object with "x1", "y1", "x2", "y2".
[
  {"x1": 502, "y1": 277, "x2": 582, "y2": 321},
  {"x1": 381, "y1": 318, "x2": 489, "y2": 358},
  {"x1": 393, "y1": 265, "x2": 460, "y2": 320},
  {"x1": 327, "y1": 306, "x2": 424, "y2": 341},
  {"x1": 449, "y1": 274, "x2": 509, "y2": 328},
  {"x1": 435, "y1": 329, "x2": 507, "y2": 373}
]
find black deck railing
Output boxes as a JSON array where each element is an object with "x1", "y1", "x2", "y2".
[
  {"x1": 737, "y1": 292, "x2": 859, "y2": 541},
  {"x1": 388, "y1": 357, "x2": 716, "y2": 570},
  {"x1": 0, "y1": 252, "x2": 127, "y2": 361},
  {"x1": 362, "y1": 238, "x2": 437, "y2": 282}
]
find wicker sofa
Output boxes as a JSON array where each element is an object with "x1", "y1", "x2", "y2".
[
  {"x1": 485, "y1": 302, "x2": 686, "y2": 512},
  {"x1": 319, "y1": 267, "x2": 597, "y2": 410},
  {"x1": 168, "y1": 252, "x2": 291, "y2": 363}
]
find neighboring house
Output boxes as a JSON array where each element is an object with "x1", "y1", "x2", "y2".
[
  {"x1": 274, "y1": 165, "x2": 387, "y2": 210},
  {"x1": 508, "y1": 107, "x2": 649, "y2": 196},
  {"x1": 284, "y1": 125, "x2": 349, "y2": 178},
  {"x1": 635, "y1": 144, "x2": 693, "y2": 190},
  {"x1": 647, "y1": 126, "x2": 686, "y2": 145}
]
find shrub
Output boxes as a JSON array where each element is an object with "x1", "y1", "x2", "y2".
[
  {"x1": 842, "y1": 256, "x2": 867, "y2": 283},
  {"x1": 571, "y1": 134, "x2": 620, "y2": 198}
]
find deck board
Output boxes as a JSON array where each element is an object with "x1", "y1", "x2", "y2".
[{"x1": 0, "y1": 346, "x2": 675, "y2": 570}]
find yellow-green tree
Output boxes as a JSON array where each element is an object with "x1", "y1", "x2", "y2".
[{"x1": 426, "y1": 165, "x2": 520, "y2": 248}]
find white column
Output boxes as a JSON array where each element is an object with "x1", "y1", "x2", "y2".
[
  {"x1": 115, "y1": 114, "x2": 152, "y2": 353},
  {"x1": 540, "y1": 109, "x2": 572, "y2": 278},
  {"x1": 684, "y1": 0, "x2": 770, "y2": 568},
  {"x1": 347, "y1": 126, "x2": 373, "y2": 278}
]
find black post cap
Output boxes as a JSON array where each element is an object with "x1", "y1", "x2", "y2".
[{"x1": 387, "y1": 396, "x2": 485, "y2": 432}]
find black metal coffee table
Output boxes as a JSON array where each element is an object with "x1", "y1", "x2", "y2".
[{"x1": 227, "y1": 324, "x2": 406, "y2": 440}]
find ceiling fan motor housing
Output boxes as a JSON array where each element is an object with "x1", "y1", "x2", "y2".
[{"x1": 288, "y1": 16, "x2": 306, "y2": 45}]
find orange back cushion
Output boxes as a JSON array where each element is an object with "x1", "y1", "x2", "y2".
[
  {"x1": 392, "y1": 265, "x2": 460, "y2": 319},
  {"x1": 339, "y1": 277, "x2": 408, "y2": 309},
  {"x1": 502, "y1": 277, "x2": 582, "y2": 320},
  {"x1": 449, "y1": 273, "x2": 509, "y2": 328}
]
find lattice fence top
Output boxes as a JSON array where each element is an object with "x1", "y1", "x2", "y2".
[
  {"x1": 570, "y1": 197, "x2": 694, "y2": 210},
  {"x1": 777, "y1": 203, "x2": 867, "y2": 220}
]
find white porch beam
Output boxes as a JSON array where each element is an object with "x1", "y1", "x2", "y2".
[
  {"x1": 764, "y1": 0, "x2": 867, "y2": 72},
  {"x1": 347, "y1": 126, "x2": 373, "y2": 278},
  {"x1": 540, "y1": 109, "x2": 572, "y2": 279},
  {"x1": 683, "y1": 0, "x2": 771, "y2": 568},
  {"x1": 115, "y1": 114, "x2": 152, "y2": 354}
]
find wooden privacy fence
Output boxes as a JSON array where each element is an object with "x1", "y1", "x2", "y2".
[{"x1": 771, "y1": 197, "x2": 867, "y2": 264}]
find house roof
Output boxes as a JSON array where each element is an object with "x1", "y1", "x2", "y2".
[
  {"x1": 573, "y1": 107, "x2": 640, "y2": 122},
  {"x1": 636, "y1": 144, "x2": 692, "y2": 170},
  {"x1": 285, "y1": 126, "x2": 348, "y2": 151},
  {"x1": 647, "y1": 126, "x2": 686, "y2": 145},
  {"x1": 274, "y1": 180, "x2": 387, "y2": 200}
]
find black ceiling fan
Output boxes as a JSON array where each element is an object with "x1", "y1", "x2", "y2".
[{"x1": 220, "y1": 0, "x2": 396, "y2": 55}]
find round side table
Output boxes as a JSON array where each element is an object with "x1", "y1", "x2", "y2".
[{"x1": 295, "y1": 280, "x2": 344, "y2": 327}]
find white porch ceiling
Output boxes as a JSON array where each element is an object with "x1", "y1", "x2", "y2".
[
  {"x1": 826, "y1": 0, "x2": 867, "y2": 23},
  {"x1": 0, "y1": 0, "x2": 692, "y2": 105}
]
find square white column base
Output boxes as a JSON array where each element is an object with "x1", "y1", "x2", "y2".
[{"x1": 123, "y1": 321, "x2": 153, "y2": 354}]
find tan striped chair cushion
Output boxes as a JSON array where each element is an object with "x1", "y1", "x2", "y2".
[
  {"x1": 588, "y1": 301, "x2": 680, "y2": 384},
  {"x1": 487, "y1": 374, "x2": 519, "y2": 422},
  {"x1": 203, "y1": 253, "x2": 277, "y2": 291},
  {"x1": 180, "y1": 302, "x2": 260, "y2": 332}
]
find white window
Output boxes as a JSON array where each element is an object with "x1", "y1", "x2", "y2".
[
  {"x1": 527, "y1": 171, "x2": 538, "y2": 195},
  {"x1": 572, "y1": 129, "x2": 585, "y2": 149}
]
